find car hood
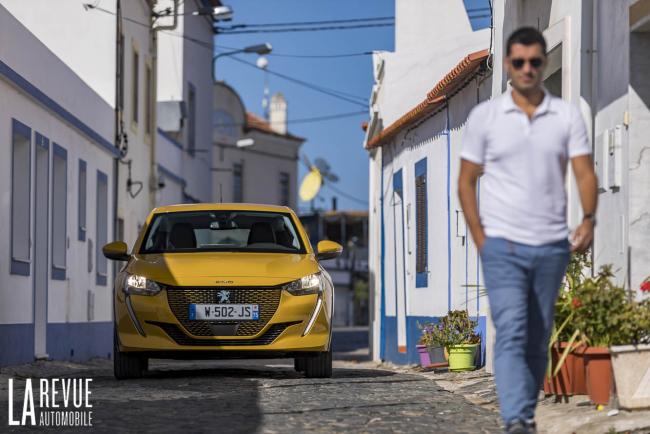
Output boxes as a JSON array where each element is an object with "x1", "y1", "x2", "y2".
[{"x1": 126, "y1": 252, "x2": 319, "y2": 287}]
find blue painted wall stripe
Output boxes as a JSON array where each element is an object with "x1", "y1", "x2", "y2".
[
  {"x1": 379, "y1": 156, "x2": 386, "y2": 360},
  {"x1": 0, "y1": 60, "x2": 118, "y2": 157},
  {"x1": 446, "y1": 104, "x2": 452, "y2": 312},
  {"x1": 157, "y1": 127, "x2": 184, "y2": 150}
]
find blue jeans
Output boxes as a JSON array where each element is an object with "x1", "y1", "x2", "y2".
[{"x1": 481, "y1": 236, "x2": 570, "y2": 425}]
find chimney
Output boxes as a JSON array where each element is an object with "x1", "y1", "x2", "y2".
[{"x1": 270, "y1": 93, "x2": 287, "y2": 135}]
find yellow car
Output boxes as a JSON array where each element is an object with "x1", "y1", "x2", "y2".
[{"x1": 103, "y1": 203, "x2": 342, "y2": 379}]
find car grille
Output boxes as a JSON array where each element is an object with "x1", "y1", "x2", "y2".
[
  {"x1": 166, "y1": 287, "x2": 282, "y2": 337},
  {"x1": 149, "y1": 321, "x2": 299, "y2": 346}
]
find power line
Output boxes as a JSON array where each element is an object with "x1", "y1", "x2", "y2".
[
  {"x1": 323, "y1": 182, "x2": 369, "y2": 205},
  {"x1": 216, "y1": 22, "x2": 394, "y2": 35},
  {"x1": 215, "y1": 44, "x2": 373, "y2": 59},
  {"x1": 220, "y1": 16, "x2": 393, "y2": 29},
  {"x1": 215, "y1": 110, "x2": 367, "y2": 128},
  {"x1": 227, "y1": 56, "x2": 368, "y2": 107}
]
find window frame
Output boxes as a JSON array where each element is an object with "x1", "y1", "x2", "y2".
[
  {"x1": 414, "y1": 158, "x2": 428, "y2": 288},
  {"x1": 187, "y1": 81, "x2": 196, "y2": 156},
  {"x1": 144, "y1": 58, "x2": 153, "y2": 141},
  {"x1": 10, "y1": 119, "x2": 32, "y2": 276},
  {"x1": 51, "y1": 142, "x2": 68, "y2": 280},
  {"x1": 279, "y1": 172, "x2": 290, "y2": 206},
  {"x1": 233, "y1": 162, "x2": 243, "y2": 202},
  {"x1": 131, "y1": 41, "x2": 139, "y2": 128},
  {"x1": 78, "y1": 159, "x2": 87, "y2": 241},
  {"x1": 96, "y1": 170, "x2": 109, "y2": 286}
]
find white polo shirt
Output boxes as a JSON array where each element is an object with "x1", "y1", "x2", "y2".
[{"x1": 460, "y1": 88, "x2": 591, "y2": 246}]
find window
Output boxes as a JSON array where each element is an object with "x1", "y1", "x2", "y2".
[
  {"x1": 145, "y1": 61, "x2": 153, "y2": 137},
  {"x1": 131, "y1": 45, "x2": 139, "y2": 125},
  {"x1": 415, "y1": 158, "x2": 428, "y2": 287},
  {"x1": 96, "y1": 171, "x2": 108, "y2": 286},
  {"x1": 78, "y1": 159, "x2": 87, "y2": 241},
  {"x1": 279, "y1": 172, "x2": 290, "y2": 206},
  {"x1": 11, "y1": 119, "x2": 31, "y2": 275},
  {"x1": 187, "y1": 83, "x2": 196, "y2": 156},
  {"x1": 233, "y1": 163, "x2": 243, "y2": 202},
  {"x1": 141, "y1": 211, "x2": 305, "y2": 254},
  {"x1": 51, "y1": 143, "x2": 67, "y2": 280}
]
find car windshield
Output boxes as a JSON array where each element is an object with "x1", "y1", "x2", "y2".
[{"x1": 140, "y1": 210, "x2": 305, "y2": 254}]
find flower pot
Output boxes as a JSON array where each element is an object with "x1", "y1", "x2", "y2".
[
  {"x1": 427, "y1": 346, "x2": 446, "y2": 365},
  {"x1": 416, "y1": 345, "x2": 432, "y2": 367},
  {"x1": 584, "y1": 347, "x2": 613, "y2": 405},
  {"x1": 571, "y1": 346, "x2": 588, "y2": 395},
  {"x1": 610, "y1": 344, "x2": 650, "y2": 410},
  {"x1": 447, "y1": 344, "x2": 479, "y2": 372},
  {"x1": 545, "y1": 342, "x2": 588, "y2": 397}
]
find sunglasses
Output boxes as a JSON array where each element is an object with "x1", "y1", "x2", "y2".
[{"x1": 510, "y1": 57, "x2": 544, "y2": 70}]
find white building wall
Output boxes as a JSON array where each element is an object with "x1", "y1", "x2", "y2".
[{"x1": 0, "y1": 4, "x2": 116, "y2": 364}]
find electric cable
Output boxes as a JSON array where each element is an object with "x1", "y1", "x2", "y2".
[
  {"x1": 220, "y1": 16, "x2": 393, "y2": 29},
  {"x1": 215, "y1": 23, "x2": 394, "y2": 35}
]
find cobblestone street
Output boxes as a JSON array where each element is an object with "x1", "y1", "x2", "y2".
[{"x1": 1, "y1": 357, "x2": 501, "y2": 433}]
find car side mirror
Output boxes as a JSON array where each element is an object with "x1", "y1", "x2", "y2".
[
  {"x1": 103, "y1": 241, "x2": 130, "y2": 261},
  {"x1": 316, "y1": 240, "x2": 343, "y2": 261}
]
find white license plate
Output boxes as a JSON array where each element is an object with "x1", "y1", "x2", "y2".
[{"x1": 188, "y1": 304, "x2": 259, "y2": 321}]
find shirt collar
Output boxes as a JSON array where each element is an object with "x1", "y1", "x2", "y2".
[{"x1": 501, "y1": 86, "x2": 554, "y2": 116}]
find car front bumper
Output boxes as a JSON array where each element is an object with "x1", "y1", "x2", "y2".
[{"x1": 115, "y1": 289, "x2": 330, "y2": 354}]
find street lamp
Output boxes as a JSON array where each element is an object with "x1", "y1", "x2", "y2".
[
  {"x1": 194, "y1": 5, "x2": 233, "y2": 21},
  {"x1": 212, "y1": 43, "x2": 272, "y2": 82}
]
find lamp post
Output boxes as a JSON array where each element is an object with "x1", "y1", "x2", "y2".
[{"x1": 212, "y1": 43, "x2": 272, "y2": 82}]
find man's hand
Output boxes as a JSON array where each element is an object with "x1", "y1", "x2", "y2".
[
  {"x1": 458, "y1": 159, "x2": 486, "y2": 251},
  {"x1": 570, "y1": 219, "x2": 594, "y2": 252}
]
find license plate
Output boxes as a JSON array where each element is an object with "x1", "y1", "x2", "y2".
[{"x1": 188, "y1": 304, "x2": 259, "y2": 321}]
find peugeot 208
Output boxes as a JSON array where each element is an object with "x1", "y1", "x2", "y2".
[{"x1": 103, "y1": 204, "x2": 342, "y2": 379}]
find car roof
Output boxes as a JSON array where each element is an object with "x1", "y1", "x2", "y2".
[{"x1": 151, "y1": 203, "x2": 294, "y2": 214}]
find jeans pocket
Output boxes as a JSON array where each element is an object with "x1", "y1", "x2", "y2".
[{"x1": 479, "y1": 236, "x2": 491, "y2": 254}]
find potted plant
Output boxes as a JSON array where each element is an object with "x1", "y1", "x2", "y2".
[
  {"x1": 417, "y1": 322, "x2": 447, "y2": 367},
  {"x1": 545, "y1": 251, "x2": 591, "y2": 397},
  {"x1": 435, "y1": 310, "x2": 481, "y2": 372},
  {"x1": 609, "y1": 277, "x2": 650, "y2": 410},
  {"x1": 570, "y1": 265, "x2": 639, "y2": 405}
]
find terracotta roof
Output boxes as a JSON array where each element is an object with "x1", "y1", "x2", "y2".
[
  {"x1": 245, "y1": 112, "x2": 305, "y2": 142},
  {"x1": 365, "y1": 49, "x2": 489, "y2": 149}
]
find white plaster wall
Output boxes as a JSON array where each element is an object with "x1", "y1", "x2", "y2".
[
  {"x1": 156, "y1": 0, "x2": 185, "y2": 102},
  {"x1": 0, "y1": 0, "x2": 116, "y2": 106},
  {"x1": 628, "y1": 31, "x2": 650, "y2": 294},
  {"x1": 0, "y1": 8, "x2": 115, "y2": 325}
]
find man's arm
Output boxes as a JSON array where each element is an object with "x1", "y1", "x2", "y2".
[
  {"x1": 570, "y1": 154, "x2": 598, "y2": 252},
  {"x1": 458, "y1": 159, "x2": 485, "y2": 250}
]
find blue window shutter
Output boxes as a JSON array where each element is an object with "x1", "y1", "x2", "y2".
[{"x1": 415, "y1": 158, "x2": 428, "y2": 287}]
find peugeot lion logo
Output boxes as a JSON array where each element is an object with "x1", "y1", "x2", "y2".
[{"x1": 217, "y1": 290, "x2": 231, "y2": 303}]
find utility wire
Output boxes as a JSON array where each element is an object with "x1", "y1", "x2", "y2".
[
  {"x1": 215, "y1": 44, "x2": 373, "y2": 59},
  {"x1": 227, "y1": 56, "x2": 369, "y2": 107},
  {"x1": 220, "y1": 16, "x2": 393, "y2": 29},
  {"x1": 215, "y1": 110, "x2": 367, "y2": 128},
  {"x1": 216, "y1": 22, "x2": 394, "y2": 35}
]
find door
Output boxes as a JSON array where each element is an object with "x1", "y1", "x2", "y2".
[
  {"x1": 33, "y1": 134, "x2": 49, "y2": 358},
  {"x1": 392, "y1": 170, "x2": 407, "y2": 354}
]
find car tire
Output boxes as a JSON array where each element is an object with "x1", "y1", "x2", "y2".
[
  {"x1": 304, "y1": 348, "x2": 332, "y2": 378},
  {"x1": 294, "y1": 357, "x2": 306, "y2": 372},
  {"x1": 113, "y1": 328, "x2": 146, "y2": 380}
]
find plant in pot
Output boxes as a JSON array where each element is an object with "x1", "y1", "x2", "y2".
[
  {"x1": 609, "y1": 277, "x2": 650, "y2": 410},
  {"x1": 569, "y1": 265, "x2": 645, "y2": 406},
  {"x1": 435, "y1": 310, "x2": 481, "y2": 372},
  {"x1": 416, "y1": 322, "x2": 447, "y2": 368},
  {"x1": 545, "y1": 251, "x2": 591, "y2": 397}
]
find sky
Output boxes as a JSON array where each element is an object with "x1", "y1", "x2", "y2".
[
  {"x1": 214, "y1": 0, "x2": 491, "y2": 213},
  {"x1": 214, "y1": 0, "x2": 395, "y2": 213}
]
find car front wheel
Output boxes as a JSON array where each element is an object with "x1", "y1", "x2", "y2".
[
  {"x1": 303, "y1": 348, "x2": 332, "y2": 378},
  {"x1": 113, "y1": 328, "x2": 147, "y2": 380}
]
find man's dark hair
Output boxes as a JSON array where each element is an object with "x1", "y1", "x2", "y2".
[{"x1": 506, "y1": 27, "x2": 547, "y2": 56}]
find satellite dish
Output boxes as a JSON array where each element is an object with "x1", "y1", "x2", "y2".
[{"x1": 299, "y1": 168, "x2": 323, "y2": 202}]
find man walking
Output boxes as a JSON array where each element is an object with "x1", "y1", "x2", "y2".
[{"x1": 458, "y1": 27, "x2": 598, "y2": 433}]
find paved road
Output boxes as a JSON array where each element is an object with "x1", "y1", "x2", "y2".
[{"x1": 1, "y1": 358, "x2": 501, "y2": 433}]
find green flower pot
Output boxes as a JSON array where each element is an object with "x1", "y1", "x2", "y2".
[{"x1": 448, "y1": 344, "x2": 479, "y2": 371}]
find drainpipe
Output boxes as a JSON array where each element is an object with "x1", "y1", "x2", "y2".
[
  {"x1": 590, "y1": 0, "x2": 599, "y2": 276},
  {"x1": 150, "y1": 0, "x2": 180, "y2": 210}
]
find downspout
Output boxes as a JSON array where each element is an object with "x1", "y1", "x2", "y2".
[
  {"x1": 590, "y1": 0, "x2": 598, "y2": 277},
  {"x1": 151, "y1": 0, "x2": 180, "y2": 210}
]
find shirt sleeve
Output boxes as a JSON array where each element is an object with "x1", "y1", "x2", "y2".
[
  {"x1": 568, "y1": 104, "x2": 591, "y2": 158},
  {"x1": 460, "y1": 105, "x2": 487, "y2": 165}
]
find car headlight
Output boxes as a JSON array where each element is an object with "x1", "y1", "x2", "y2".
[
  {"x1": 123, "y1": 274, "x2": 162, "y2": 296},
  {"x1": 284, "y1": 272, "x2": 322, "y2": 295}
]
